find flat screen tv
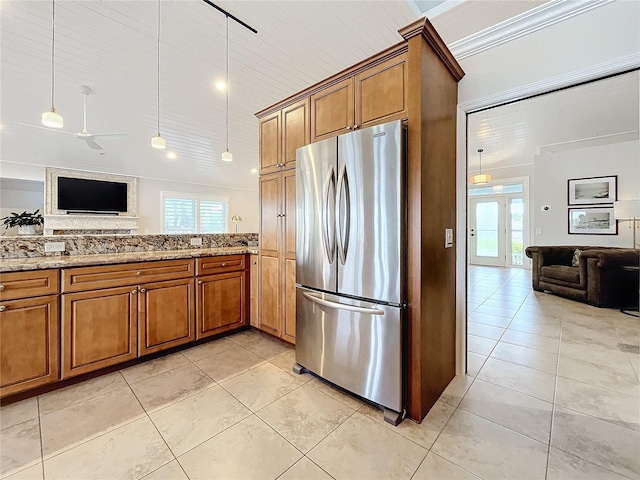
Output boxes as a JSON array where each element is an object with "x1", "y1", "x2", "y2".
[{"x1": 57, "y1": 177, "x2": 128, "y2": 213}]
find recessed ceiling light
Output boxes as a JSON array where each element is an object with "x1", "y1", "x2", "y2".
[
  {"x1": 167, "y1": 151, "x2": 177, "y2": 160},
  {"x1": 215, "y1": 80, "x2": 227, "y2": 91},
  {"x1": 250, "y1": 168, "x2": 257, "y2": 174}
]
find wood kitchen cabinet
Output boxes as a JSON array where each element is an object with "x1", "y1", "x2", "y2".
[
  {"x1": 258, "y1": 169, "x2": 297, "y2": 343},
  {"x1": 259, "y1": 98, "x2": 309, "y2": 175},
  {"x1": 196, "y1": 255, "x2": 248, "y2": 339},
  {"x1": 250, "y1": 254, "x2": 258, "y2": 327},
  {"x1": 310, "y1": 54, "x2": 407, "y2": 142}
]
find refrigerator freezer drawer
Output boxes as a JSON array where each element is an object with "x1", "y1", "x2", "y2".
[{"x1": 295, "y1": 287, "x2": 402, "y2": 412}]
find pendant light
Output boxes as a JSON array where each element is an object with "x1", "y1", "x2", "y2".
[
  {"x1": 470, "y1": 148, "x2": 491, "y2": 185},
  {"x1": 42, "y1": 0, "x2": 63, "y2": 128},
  {"x1": 151, "y1": 0, "x2": 166, "y2": 149},
  {"x1": 221, "y1": 16, "x2": 233, "y2": 162}
]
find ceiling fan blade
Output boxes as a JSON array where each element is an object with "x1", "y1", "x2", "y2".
[
  {"x1": 13, "y1": 122, "x2": 76, "y2": 135},
  {"x1": 90, "y1": 132, "x2": 131, "y2": 137},
  {"x1": 83, "y1": 138, "x2": 103, "y2": 150}
]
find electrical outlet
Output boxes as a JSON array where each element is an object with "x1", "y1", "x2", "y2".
[
  {"x1": 44, "y1": 241, "x2": 65, "y2": 253},
  {"x1": 541, "y1": 205, "x2": 551, "y2": 211},
  {"x1": 190, "y1": 237, "x2": 203, "y2": 246},
  {"x1": 445, "y1": 228, "x2": 454, "y2": 248}
]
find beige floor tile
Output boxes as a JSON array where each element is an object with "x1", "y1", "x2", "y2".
[
  {"x1": 129, "y1": 363, "x2": 215, "y2": 413},
  {"x1": 468, "y1": 311, "x2": 511, "y2": 328},
  {"x1": 306, "y1": 377, "x2": 363, "y2": 410},
  {"x1": 558, "y1": 355, "x2": 639, "y2": 397},
  {"x1": 0, "y1": 418, "x2": 41, "y2": 478},
  {"x1": 459, "y1": 379, "x2": 553, "y2": 444},
  {"x1": 438, "y1": 375, "x2": 474, "y2": 407},
  {"x1": 512, "y1": 310, "x2": 563, "y2": 323},
  {"x1": 546, "y1": 448, "x2": 629, "y2": 480},
  {"x1": 481, "y1": 298, "x2": 524, "y2": 310},
  {"x1": 3, "y1": 463, "x2": 43, "y2": 480},
  {"x1": 43, "y1": 417, "x2": 173, "y2": 480},
  {"x1": 467, "y1": 335, "x2": 497, "y2": 356},
  {"x1": 195, "y1": 346, "x2": 265, "y2": 382},
  {"x1": 177, "y1": 415, "x2": 301, "y2": 480},
  {"x1": 307, "y1": 412, "x2": 427, "y2": 480},
  {"x1": 222, "y1": 362, "x2": 306, "y2": 411},
  {"x1": 121, "y1": 352, "x2": 191, "y2": 384},
  {"x1": 150, "y1": 385, "x2": 251, "y2": 456},
  {"x1": 360, "y1": 400, "x2": 455, "y2": 449},
  {"x1": 0, "y1": 397, "x2": 38, "y2": 431},
  {"x1": 490, "y1": 342, "x2": 558, "y2": 374},
  {"x1": 466, "y1": 352, "x2": 486, "y2": 377},
  {"x1": 180, "y1": 337, "x2": 237, "y2": 363},
  {"x1": 551, "y1": 406, "x2": 640, "y2": 479},
  {"x1": 38, "y1": 372, "x2": 127, "y2": 416},
  {"x1": 508, "y1": 320, "x2": 561, "y2": 339},
  {"x1": 278, "y1": 457, "x2": 333, "y2": 480},
  {"x1": 269, "y1": 350, "x2": 313, "y2": 383},
  {"x1": 475, "y1": 305, "x2": 519, "y2": 318},
  {"x1": 477, "y1": 358, "x2": 556, "y2": 402},
  {"x1": 467, "y1": 322, "x2": 505, "y2": 340},
  {"x1": 412, "y1": 452, "x2": 480, "y2": 480},
  {"x1": 142, "y1": 460, "x2": 188, "y2": 480},
  {"x1": 501, "y1": 329, "x2": 560, "y2": 354},
  {"x1": 244, "y1": 335, "x2": 293, "y2": 360},
  {"x1": 431, "y1": 409, "x2": 548, "y2": 480},
  {"x1": 41, "y1": 385, "x2": 145, "y2": 457},
  {"x1": 555, "y1": 377, "x2": 639, "y2": 431},
  {"x1": 560, "y1": 341, "x2": 635, "y2": 373},
  {"x1": 258, "y1": 384, "x2": 354, "y2": 453},
  {"x1": 227, "y1": 329, "x2": 264, "y2": 346}
]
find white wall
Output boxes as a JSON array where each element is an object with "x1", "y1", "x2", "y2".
[
  {"x1": 136, "y1": 177, "x2": 258, "y2": 234},
  {"x1": 0, "y1": 178, "x2": 45, "y2": 235},
  {"x1": 534, "y1": 140, "x2": 639, "y2": 247}
]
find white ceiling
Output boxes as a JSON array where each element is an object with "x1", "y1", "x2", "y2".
[{"x1": 1, "y1": 0, "x2": 550, "y2": 192}]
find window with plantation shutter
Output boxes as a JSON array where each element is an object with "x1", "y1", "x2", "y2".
[{"x1": 161, "y1": 192, "x2": 229, "y2": 234}]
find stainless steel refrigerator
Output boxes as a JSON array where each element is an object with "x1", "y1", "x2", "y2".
[{"x1": 294, "y1": 120, "x2": 405, "y2": 425}]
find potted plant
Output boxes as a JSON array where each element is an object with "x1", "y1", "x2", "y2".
[{"x1": 1, "y1": 210, "x2": 44, "y2": 235}]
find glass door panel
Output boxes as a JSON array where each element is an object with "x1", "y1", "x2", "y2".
[
  {"x1": 509, "y1": 198, "x2": 524, "y2": 266},
  {"x1": 469, "y1": 198, "x2": 506, "y2": 266}
]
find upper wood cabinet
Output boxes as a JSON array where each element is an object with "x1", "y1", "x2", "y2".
[
  {"x1": 260, "y1": 99, "x2": 310, "y2": 175},
  {"x1": 310, "y1": 54, "x2": 407, "y2": 142},
  {"x1": 259, "y1": 173, "x2": 281, "y2": 253}
]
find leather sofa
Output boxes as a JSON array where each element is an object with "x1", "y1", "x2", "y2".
[{"x1": 525, "y1": 245, "x2": 639, "y2": 307}]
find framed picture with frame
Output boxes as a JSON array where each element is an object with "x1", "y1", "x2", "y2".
[
  {"x1": 567, "y1": 175, "x2": 617, "y2": 205},
  {"x1": 568, "y1": 207, "x2": 617, "y2": 235}
]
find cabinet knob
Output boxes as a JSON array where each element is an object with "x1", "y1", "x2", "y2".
[
  {"x1": 198, "y1": 280, "x2": 203, "y2": 285},
  {"x1": 252, "y1": 261, "x2": 257, "y2": 265},
  {"x1": 136, "y1": 271, "x2": 142, "y2": 276},
  {"x1": 353, "y1": 124, "x2": 359, "y2": 130},
  {"x1": 221, "y1": 262, "x2": 227, "y2": 267},
  {"x1": 0, "y1": 285, "x2": 4, "y2": 291},
  {"x1": 140, "y1": 288, "x2": 146, "y2": 293},
  {"x1": 0, "y1": 305, "x2": 6, "y2": 312},
  {"x1": 131, "y1": 289, "x2": 137, "y2": 294},
  {"x1": 346, "y1": 126, "x2": 352, "y2": 130}
]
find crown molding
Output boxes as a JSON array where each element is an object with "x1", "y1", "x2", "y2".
[
  {"x1": 459, "y1": 53, "x2": 640, "y2": 113},
  {"x1": 449, "y1": 0, "x2": 614, "y2": 60}
]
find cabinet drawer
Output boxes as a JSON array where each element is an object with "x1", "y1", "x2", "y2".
[
  {"x1": 0, "y1": 270, "x2": 59, "y2": 301},
  {"x1": 62, "y1": 259, "x2": 195, "y2": 293},
  {"x1": 196, "y1": 255, "x2": 246, "y2": 276}
]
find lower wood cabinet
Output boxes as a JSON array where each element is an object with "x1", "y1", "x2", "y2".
[
  {"x1": 0, "y1": 295, "x2": 60, "y2": 397},
  {"x1": 196, "y1": 271, "x2": 246, "y2": 339},
  {"x1": 258, "y1": 253, "x2": 281, "y2": 336},
  {"x1": 250, "y1": 255, "x2": 258, "y2": 327}
]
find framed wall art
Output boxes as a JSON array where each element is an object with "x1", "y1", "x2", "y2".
[
  {"x1": 567, "y1": 175, "x2": 617, "y2": 205},
  {"x1": 568, "y1": 207, "x2": 617, "y2": 235}
]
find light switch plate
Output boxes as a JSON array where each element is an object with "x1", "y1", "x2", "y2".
[
  {"x1": 190, "y1": 237, "x2": 203, "y2": 246},
  {"x1": 445, "y1": 228, "x2": 454, "y2": 248},
  {"x1": 44, "y1": 241, "x2": 65, "y2": 253}
]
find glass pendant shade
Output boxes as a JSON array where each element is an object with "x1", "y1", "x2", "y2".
[
  {"x1": 42, "y1": 108, "x2": 63, "y2": 128},
  {"x1": 470, "y1": 173, "x2": 491, "y2": 185},
  {"x1": 221, "y1": 149, "x2": 233, "y2": 162},
  {"x1": 151, "y1": 133, "x2": 166, "y2": 149}
]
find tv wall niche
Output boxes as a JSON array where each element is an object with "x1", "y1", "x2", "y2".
[{"x1": 44, "y1": 168, "x2": 138, "y2": 235}]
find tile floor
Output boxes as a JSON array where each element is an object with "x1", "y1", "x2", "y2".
[{"x1": 1, "y1": 265, "x2": 638, "y2": 479}]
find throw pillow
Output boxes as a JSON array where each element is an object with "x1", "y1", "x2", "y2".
[{"x1": 571, "y1": 249, "x2": 583, "y2": 267}]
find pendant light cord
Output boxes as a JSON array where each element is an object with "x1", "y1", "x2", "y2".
[
  {"x1": 157, "y1": 0, "x2": 161, "y2": 135},
  {"x1": 51, "y1": 0, "x2": 56, "y2": 110},
  {"x1": 225, "y1": 15, "x2": 229, "y2": 151},
  {"x1": 478, "y1": 148, "x2": 483, "y2": 174}
]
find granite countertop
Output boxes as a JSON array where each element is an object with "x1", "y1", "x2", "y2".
[{"x1": 0, "y1": 247, "x2": 260, "y2": 272}]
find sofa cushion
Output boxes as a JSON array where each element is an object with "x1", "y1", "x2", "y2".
[{"x1": 541, "y1": 265, "x2": 580, "y2": 284}]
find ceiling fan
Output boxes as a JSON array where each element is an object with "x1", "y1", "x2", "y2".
[{"x1": 16, "y1": 85, "x2": 130, "y2": 150}]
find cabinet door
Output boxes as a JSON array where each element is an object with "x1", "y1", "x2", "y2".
[
  {"x1": 282, "y1": 258, "x2": 296, "y2": 344},
  {"x1": 354, "y1": 56, "x2": 407, "y2": 129},
  {"x1": 259, "y1": 111, "x2": 281, "y2": 174},
  {"x1": 310, "y1": 77, "x2": 354, "y2": 142},
  {"x1": 196, "y1": 271, "x2": 245, "y2": 339},
  {"x1": 258, "y1": 253, "x2": 280, "y2": 336},
  {"x1": 62, "y1": 286, "x2": 137, "y2": 378},
  {"x1": 0, "y1": 295, "x2": 59, "y2": 398},
  {"x1": 283, "y1": 169, "x2": 297, "y2": 257},
  {"x1": 139, "y1": 278, "x2": 195, "y2": 355},
  {"x1": 250, "y1": 255, "x2": 259, "y2": 328},
  {"x1": 259, "y1": 172, "x2": 281, "y2": 254},
  {"x1": 282, "y1": 98, "x2": 310, "y2": 169}
]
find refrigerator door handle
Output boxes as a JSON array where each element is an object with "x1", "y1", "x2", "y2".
[
  {"x1": 322, "y1": 167, "x2": 336, "y2": 264},
  {"x1": 336, "y1": 163, "x2": 351, "y2": 265},
  {"x1": 302, "y1": 291, "x2": 384, "y2": 315}
]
